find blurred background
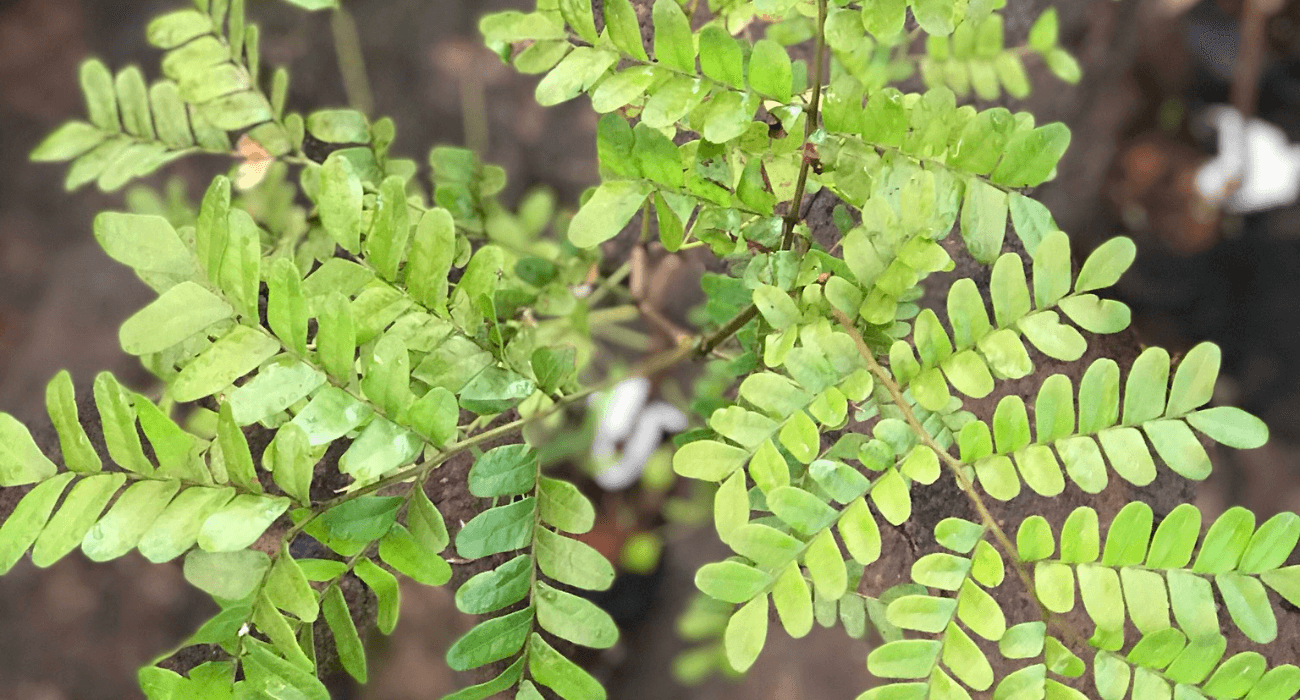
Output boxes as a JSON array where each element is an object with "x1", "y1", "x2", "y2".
[{"x1": 1, "y1": 0, "x2": 1299, "y2": 697}]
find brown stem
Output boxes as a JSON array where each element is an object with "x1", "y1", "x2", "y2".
[
  {"x1": 779, "y1": 0, "x2": 829, "y2": 252},
  {"x1": 829, "y1": 308, "x2": 1089, "y2": 649},
  {"x1": 697, "y1": 0, "x2": 830, "y2": 357}
]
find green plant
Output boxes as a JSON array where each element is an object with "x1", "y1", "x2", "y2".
[{"x1": 7, "y1": 0, "x2": 1298, "y2": 699}]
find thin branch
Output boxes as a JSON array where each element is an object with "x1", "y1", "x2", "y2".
[
  {"x1": 698, "y1": 0, "x2": 830, "y2": 357},
  {"x1": 298, "y1": 338, "x2": 698, "y2": 530},
  {"x1": 829, "y1": 308, "x2": 1089, "y2": 649},
  {"x1": 778, "y1": 0, "x2": 829, "y2": 252}
]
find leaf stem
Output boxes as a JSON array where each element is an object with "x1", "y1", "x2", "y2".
[
  {"x1": 302, "y1": 338, "x2": 697, "y2": 520},
  {"x1": 697, "y1": 0, "x2": 829, "y2": 357},
  {"x1": 697, "y1": 305, "x2": 759, "y2": 357},
  {"x1": 779, "y1": 0, "x2": 828, "y2": 251},
  {"x1": 828, "y1": 308, "x2": 1086, "y2": 648},
  {"x1": 584, "y1": 260, "x2": 633, "y2": 307}
]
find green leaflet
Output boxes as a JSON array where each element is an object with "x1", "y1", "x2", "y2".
[
  {"x1": 911, "y1": 552, "x2": 971, "y2": 591},
  {"x1": 0, "y1": 413, "x2": 59, "y2": 486},
  {"x1": 320, "y1": 496, "x2": 403, "y2": 542},
  {"x1": 183, "y1": 548, "x2": 270, "y2": 601},
  {"x1": 354, "y1": 558, "x2": 400, "y2": 634},
  {"x1": 252, "y1": 592, "x2": 314, "y2": 672},
  {"x1": 456, "y1": 497, "x2": 536, "y2": 559},
  {"x1": 119, "y1": 281, "x2": 233, "y2": 355},
  {"x1": 538, "y1": 477, "x2": 596, "y2": 534},
  {"x1": 440, "y1": 658, "x2": 526, "y2": 700},
  {"x1": 768, "y1": 486, "x2": 838, "y2": 536},
  {"x1": 82, "y1": 479, "x2": 180, "y2": 561},
  {"x1": 729, "y1": 523, "x2": 802, "y2": 570},
  {"x1": 568, "y1": 180, "x2": 652, "y2": 248},
  {"x1": 197, "y1": 494, "x2": 290, "y2": 552},
  {"x1": 338, "y1": 416, "x2": 423, "y2": 483},
  {"x1": 960, "y1": 178, "x2": 1007, "y2": 264},
  {"x1": 652, "y1": 0, "x2": 694, "y2": 72},
  {"x1": 534, "y1": 581, "x2": 618, "y2": 648},
  {"x1": 772, "y1": 563, "x2": 813, "y2": 638},
  {"x1": 468, "y1": 444, "x2": 538, "y2": 497},
  {"x1": 673, "y1": 439, "x2": 748, "y2": 482},
  {"x1": 724, "y1": 595, "x2": 768, "y2": 672},
  {"x1": 868, "y1": 639, "x2": 942, "y2": 679},
  {"x1": 604, "y1": 0, "x2": 647, "y2": 61},
  {"x1": 536, "y1": 47, "x2": 618, "y2": 107},
  {"x1": 231, "y1": 359, "x2": 327, "y2": 427},
  {"x1": 243, "y1": 641, "x2": 330, "y2": 700},
  {"x1": 379, "y1": 524, "x2": 452, "y2": 586},
  {"x1": 458, "y1": 367, "x2": 536, "y2": 415},
  {"x1": 528, "y1": 633, "x2": 606, "y2": 700},
  {"x1": 447, "y1": 607, "x2": 534, "y2": 672},
  {"x1": 457, "y1": 554, "x2": 532, "y2": 615},
  {"x1": 138, "y1": 486, "x2": 235, "y2": 563},
  {"x1": 696, "y1": 560, "x2": 771, "y2": 604},
  {"x1": 268, "y1": 257, "x2": 308, "y2": 355},
  {"x1": 0, "y1": 473, "x2": 76, "y2": 574},
  {"x1": 887, "y1": 594, "x2": 956, "y2": 634},
  {"x1": 323, "y1": 584, "x2": 368, "y2": 682},
  {"x1": 535, "y1": 527, "x2": 614, "y2": 591},
  {"x1": 31, "y1": 472, "x2": 126, "y2": 567},
  {"x1": 171, "y1": 326, "x2": 280, "y2": 402},
  {"x1": 265, "y1": 551, "x2": 318, "y2": 622},
  {"x1": 318, "y1": 153, "x2": 364, "y2": 254},
  {"x1": 406, "y1": 208, "x2": 456, "y2": 308}
]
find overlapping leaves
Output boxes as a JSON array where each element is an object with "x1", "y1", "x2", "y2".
[
  {"x1": 32, "y1": 0, "x2": 291, "y2": 191},
  {"x1": 865, "y1": 503, "x2": 1300, "y2": 700},
  {"x1": 445, "y1": 444, "x2": 615, "y2": 700},
  {"x1": 958, "y1": 340, "x2": 1267, "y2": 500},
  {"x1": 483, "y1": 0, "x2": 1081, "y2": 254}
]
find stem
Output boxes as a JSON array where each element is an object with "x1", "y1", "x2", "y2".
[
  {"x1": 828, "y1": 308, "x2": 1085, "y2": 647},
  {"x1": 778, "y1": 0, "x2": 829, "y2": 251},
  {"x1": 697, "y1": 0, "x2": 829, "y2": 357},
  {"x1": 302, "y1": 339, "x2": 696, "y2": 521},
  {"x1": 697, "y1": 305, "x2": 759, "y2": 357},
  {"x1": 585, "y1": 260, "x2": 632, "y2": 307},
  {"x1": 331, "y1": 5, "x2": 374, "y2": 115}
]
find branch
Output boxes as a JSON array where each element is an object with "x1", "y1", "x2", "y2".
[
  {"x1": 697, "y1": 0, "x2": 829, "y2": 357},
  {"x1": 829, "y1": 307, "x2": 1089, "y2": 649}
]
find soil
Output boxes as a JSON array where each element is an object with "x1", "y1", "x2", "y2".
[{"x1": 2, "y1": 0, "x2": 1299, "y2": 699}]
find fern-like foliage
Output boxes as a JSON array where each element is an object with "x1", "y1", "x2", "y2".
[
  {"x1": 29, "y1": 0, "x2": 293, "y2": 191},
  {"x1": 6, "y1": 0, "x2": 1298, "y2": 699},
  {"x1": 11, "y1": 1, "x2": 616, "y2": 695},
  {"x1": 862, "y1": 502, "x2": 1300, "y2": 699}
]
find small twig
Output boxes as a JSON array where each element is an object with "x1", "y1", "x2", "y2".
[
  {"x1": 698, "y1": 305, "x2": 760, "y2": 357},
  {"x1": 829, "y1": 308, "x2": 1089, "y2": 650},
  {"x1": 778, "y1": 0, "x2": 829, "y2": 252},
  {"x1": 331, "y1": 5, "x2": 374, "y2": 115},
  {"x1": 697, "y1": 0, "x2": 830, "y2": 357},
  {"x1": 1230, "y1": 0, "x2": 1282, "y2": 121},
  {"x1": 584, "y1": 260, "x2": 633, "y2": 307}
]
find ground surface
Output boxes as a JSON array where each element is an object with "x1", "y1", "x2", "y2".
[{"x1": 2, "y1": 0, "x2": 1300, "y2": 698}]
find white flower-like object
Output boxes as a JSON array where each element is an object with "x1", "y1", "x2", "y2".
[
  {"x1": 1195, "y1": 105, "x2": 1300, "y2": 214},
  {"x1": 588, "y1": 377, "x2": 687, "y2": 491}
]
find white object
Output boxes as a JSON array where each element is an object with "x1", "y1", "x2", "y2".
[
  {"x1": 589, "y1": 378, "x2": 687, "y2": 491},
  {"x1": 1195, "y1": 105, "x2": 1300, "y2": 214}
]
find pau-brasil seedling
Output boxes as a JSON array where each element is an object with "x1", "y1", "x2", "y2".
[{"x1": 10, "y1": 0, "x2": 1300, "y2": 698}]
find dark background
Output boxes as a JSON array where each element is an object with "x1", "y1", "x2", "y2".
[{"x1": 1, "y1": 0, "x2": 1299, "y2": 697}]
